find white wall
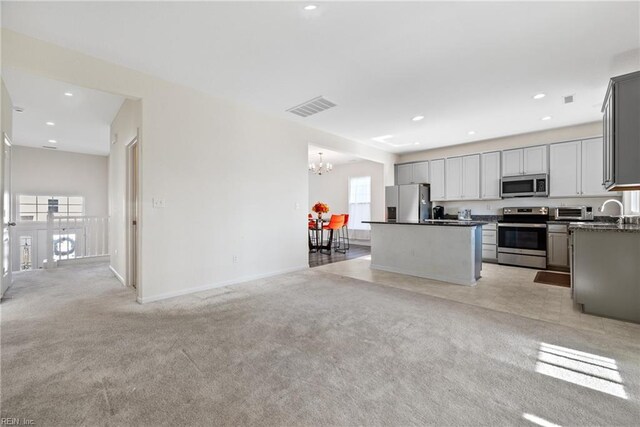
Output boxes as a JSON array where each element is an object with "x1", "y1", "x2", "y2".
[
  {"x1": 11, "y1": 146, "x2": 108, "y2": 216},
  {"x1": 308, "y1": 160, "x2": 384, "y2": 242},
  {"x1": 398, "y1": 122, "x2": 622, "y2": 217},
  {"x1": 109, "y1": 99, "x2": 141, "y2": 284},
  {"x1": 2, "y1": 29, "x2": 397, "y2": 302}
]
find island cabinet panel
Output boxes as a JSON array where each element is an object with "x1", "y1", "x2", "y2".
[
  {"x1": 368, "y1": 222, "x2": 484, "y2": 286},
  {"x1": 445, "y1": 157, "x2": 463, "y2": 200},
  {"x1": 523, "y1": 145, "x2": 548, "y2": 175},
  {"x1": 550, "y1": 140, "x2": 581, "y2": 197},
  {"x1": 581, "y1": 138, "x2": 608, "y2": 196},
  {"x1": 502, "y1": 149, "x2": 523, "y2": 176},
  {"x1": 481, "y1": 151, "x2": 501, "y2": 199},
  {"x1": 573, "y1": 229, "x2": 640, "y2": 323},
  {"x1": 430, "y1": 159, "x2": 446, "y2": 200},
  {"x1": 462, "y1": 154, "x2": 480, "y2": 199}
]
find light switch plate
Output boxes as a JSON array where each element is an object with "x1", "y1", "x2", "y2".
[{"x1": 152, "y1": 198, "x2": 166, "y2": 208}]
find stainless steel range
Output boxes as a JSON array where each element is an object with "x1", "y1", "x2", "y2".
[{"x1": 497, "y1": 207, "x2": 549, "y2": 269}]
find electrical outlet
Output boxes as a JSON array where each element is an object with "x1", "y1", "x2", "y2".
[
  {"x1": 232, "y1": 255, "x2": 238, "y2": 264},
  {"x1": 295, "y1": 202, "x2": 300, "y2": 210},
  {"x1": 152, "y1": 198, "x2": 166, "y2": 208}
]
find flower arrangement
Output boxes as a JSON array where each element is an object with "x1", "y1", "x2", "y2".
[{"x1": 311, "y1": 202, "x2": 330, "y2": 220}]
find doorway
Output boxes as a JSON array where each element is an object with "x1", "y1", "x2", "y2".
[
  {"x1": 2, "y1": 134, "x2": 14, "y2": 296},
  {"x1": 126, "y1": 137, "x2": 139, "y2": 290}
]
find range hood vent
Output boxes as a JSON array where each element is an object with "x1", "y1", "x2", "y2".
[{"x1": 286, "y1": 96, "x2": 336, "y2": 117}]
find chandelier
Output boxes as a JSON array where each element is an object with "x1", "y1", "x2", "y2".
[{"x1": 309, "y1": 152, "x2": 333, "y2": 175}]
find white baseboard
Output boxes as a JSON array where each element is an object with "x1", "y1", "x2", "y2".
[
  {"x1": 58, "y1": 255, "x2": 109, "y2": 266},
  {"x1": 136, "y1": 264, "x2": 309, "y2": 304},
  {"x1": 109, "y1": 265, "x2": 126, "y2": 286}
]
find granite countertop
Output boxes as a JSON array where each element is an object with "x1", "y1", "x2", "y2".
[
  {"x1": 547, "y1": 217, "x2": 618, "y2": 225},
  {"x1": 568, "y1": 222, "x2": 640, "y2": 233},
  {"x1": 363, "y1": 220, "x2": 487, "y2": 227}
]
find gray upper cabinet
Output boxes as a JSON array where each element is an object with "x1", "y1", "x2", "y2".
[
  {"x1": 397, "y1": 164, "x2": 413, "y2": 185},
  {"x1": 502, "y1": 145, "x2": 548, "y2": 177},
  {"x1": 430, "y1": 159, "x2": 446, "y2": 200},
  {"x1": 502, "y1": 149, "x2": 523, "y2": 177},
  {"x1": 481, "y1": 151, "x2": 501, "y2": 199},
  {"x1": 603, "y1": 71, "x2": 640, "y2": 191},
  {"x1": 523, "y1": 145, "x2": 548, "y2": 175},
  {"x1": 581, "y1": 138, "x2": 609, "y2": 196},
  {"x1": 396, "y1": 161, "x2": 429, "y2": 185},
  {"x1": 549, "y1": 138, "x2": 610, "y2": 197},
  {"x1": 445, "y1": 157, "x2": 463, "y2": 200},
  {"x1": 461, "y1": 154, "x2": 480, "y2": 199},
  {"x1": 413, "y1": 162, "x2": 429, "y2": 183},
  {"x1": 549, "y1": 140, "x2": 581, "y2": 197}
]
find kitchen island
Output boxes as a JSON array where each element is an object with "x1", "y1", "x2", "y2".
[
  {"x1": 363, "y1": 220, "x2": 486, "y2": 286},
  {"x1": 570, "y1": 222, "x2": 640, "y2": 323}
]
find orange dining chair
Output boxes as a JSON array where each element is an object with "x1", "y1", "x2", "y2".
[
  {"x1": 322, "y1": 214, "x2": 345, "y2": 253},
  {"x1": 340, "y1": 214, "x2": 350, "y2": 251}
]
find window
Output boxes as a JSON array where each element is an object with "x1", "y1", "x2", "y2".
[
  {"x1": 348, "y1": 176, "x2": 371, "y2": 231},
  {"x1": 19, "y1": 195, "x2": 84, "y2": 222}
]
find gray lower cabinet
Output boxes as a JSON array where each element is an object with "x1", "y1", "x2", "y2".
[
  {"x1": 547, "y1": 224, "x2": 569, "y2": 270},
  {"x1": 573, "y1": 230, "x2": 640, "y2": 323},
  {"x1": 482, "y1": 223, "x2": 497, "y2": 262}
]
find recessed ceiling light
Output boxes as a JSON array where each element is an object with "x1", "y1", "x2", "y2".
[
  {"x1": 468, "y1": 131, "x2": 476, "y2": 135},
  {"x1": 304, "y1": 5, "x2": 317, "y2": 10},
  {"x1": 541, "y1": 116, "x2": 552, "y2": 121},
  {"x1": 46, "y1": 121, "x2": 55, "y2": 126},
  {"x1": 412, "y1": 115, "x2": 424, "y2": 122},
  {"x1": 533, "y1": 93, "x2": 546, "y2": 100},
  {"x1": 48, "y1": 139, "x2": 57, "y2": 143},
  {"x1": 414, "y1": 142, "x2": 420, "y2": 145},
  {"x1": 64, "y1": 92, "x2": 73, "y2": 97},
  {"x1": 371, "y1": 134, "x2": 393, "y2": 143}
]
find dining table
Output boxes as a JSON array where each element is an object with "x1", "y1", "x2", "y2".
[{"x1": 308, "y1": 218, "x2": 334, "y2": 253}]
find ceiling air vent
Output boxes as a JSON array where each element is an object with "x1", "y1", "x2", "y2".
[
  {"x1": 286, "y1": 96, "x2": 336, "y2": 117},
  {"x1": 42, "y1": 146, "x2": 58, "y2": 150},
  {"x1": 564, "y1": 95, "x2": 574, "y2": 104}
]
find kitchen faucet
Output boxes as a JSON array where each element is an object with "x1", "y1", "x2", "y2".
[{"x1": 599, "y1": 199, "x2": 625, "y2": 224}]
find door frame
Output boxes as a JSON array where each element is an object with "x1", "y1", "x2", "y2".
[
  {"x1": 125, "y1": 135, "x2": 140, "y2": 293},
  {"x1": 2, "y1": 133, "x2": 13, "y2": 298}
]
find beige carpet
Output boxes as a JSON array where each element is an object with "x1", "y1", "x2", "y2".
[{"x1": 1, "y1": 262, "x2": 639, "y2": 426}]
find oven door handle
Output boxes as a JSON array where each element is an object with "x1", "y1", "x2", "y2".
[{"x1": 498, "y1": 223, "x2": 547, "y2": 228}]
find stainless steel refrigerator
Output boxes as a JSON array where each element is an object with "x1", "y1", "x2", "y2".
[{"x1": 385, "y1": 184, "x2": 431, "y2": 221}]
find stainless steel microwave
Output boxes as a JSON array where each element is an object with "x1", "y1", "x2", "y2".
[{"x1": 501, "y1": 174, "x2": 548, "y2": 198}]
